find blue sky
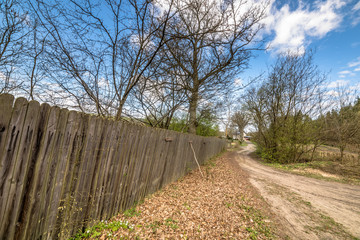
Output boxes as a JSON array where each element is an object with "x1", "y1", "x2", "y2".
[{"x1": 242, "y1": 0, "x2": 360, "y2": 94}]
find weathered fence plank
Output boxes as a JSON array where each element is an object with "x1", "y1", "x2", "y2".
[
  {"x1": 0, "y1": 94, "x2": 226, "y2": 239},
  {"x1": 18, "y1": 103, "x2": 51, "y2": 240},
  {"x1": 0, "y1": 97, "x2": 29, "y2": 237},
  {"x1": 0, "y1": 94, "x2": 14, "y2": 160},
  {"x1": 6, "y1": 100, "x2": 41, "y2": 239}
]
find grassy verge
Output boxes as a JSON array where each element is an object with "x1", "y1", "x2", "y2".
[{"x1": 252, "y1": 154, "x2": 360, "y2": 185}]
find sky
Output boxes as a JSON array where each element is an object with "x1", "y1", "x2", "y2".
[{"x1": 241, "y1": 0, "x2": 360, "y2": 96}]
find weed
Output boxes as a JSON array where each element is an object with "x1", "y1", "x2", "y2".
[
  {"x1": 165, "y1": 218, "x2": 179, "y2": 230},
  {"x1": 69, "y1": 219, "x2": 134, "y2": 240},
  {"x1": 123, "y1": 207, "x2": 141, "y2": 218},
  {"x1": 240, "y1": 141, "x2": 248, "y2": 147},
  {"x1": 224, "y1": 202, "x2": 233, "y2": 208},
  {"x1": 246, "y1": 227, "x2": 258, "y2": 240},
  {"x1": 239, "y1": 204, "x2": 274, "y2": 239},
  {"x1": 147, "y1": 221, "x2": 162, "y2": 233},
  {"x1": 183, "y1": 202, "x2": 191, "y2": 210}
]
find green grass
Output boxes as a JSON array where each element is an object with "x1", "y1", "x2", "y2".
[
  {"x1": 123, "y1": 206, "x2": 141, "y2": 218},
  {"x1": 240, "y1": 141, "x2": 248, "y2": 147},
  {"x1": 238, "y1": 203, "x2": 274, "y2": 239},
  {"x1": 69, "y1": 219, "x2": 134, "y2": 240}
]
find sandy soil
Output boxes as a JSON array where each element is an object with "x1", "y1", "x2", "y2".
[{"x1": 236, "y1": 143, "x2": 360, "y2": 239}]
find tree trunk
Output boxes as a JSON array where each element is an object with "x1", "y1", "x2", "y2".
[
  {"x1": 115, "y1": 101, "x2": 124, "y2": 121},
  {"x1": 188, "y1": 91, "x2": 198, "y2": 134},
  {"x1": 339, "y1": 144, "x2": 345, "y2": 164}
]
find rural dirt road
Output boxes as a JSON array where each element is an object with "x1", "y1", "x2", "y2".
[{"x1": 235, "y1": 143, "x2": 360, "y2": 239}]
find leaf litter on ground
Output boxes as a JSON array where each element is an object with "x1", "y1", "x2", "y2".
[{"x1": 80, "y1": 150, "x2": 280, "y2": 239}]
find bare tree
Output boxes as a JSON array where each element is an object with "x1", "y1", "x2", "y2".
[
  {"x1": 0, "y1": 0, "x2": 29, "y2": 93},
  {"x1": 232, "y1": 111, "x2": 249, "y2": 140},
  {"x1": 160, "y1": 0, "x2": 267, "y2": 134},
  {"x1": 129, "y1": 69, "x2": 188, "y2": 128},
  {"x1": 323, "y1": 88, "x2": 360, "y2": 162},
  {"x1": 30, "y1": 0, "x2": 174, "y2": 118}
]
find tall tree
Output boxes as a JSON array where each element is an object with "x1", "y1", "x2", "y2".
[
  {"x1": 323, "y1": 90, "x2": 360, "y2": 162},
  {"x1": 161, "y1": 0, "x2": 267, "y2": 134},
  {"x1": 31, "y1": 0, "x2": 174, "y2": 119},
  {"x1": 232, "y1": 111, "x2": 249, "y2": 140}
]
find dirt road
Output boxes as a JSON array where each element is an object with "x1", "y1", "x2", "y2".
[{"x1": 236, "y1": 143, "x2": 360, "y2": 239}]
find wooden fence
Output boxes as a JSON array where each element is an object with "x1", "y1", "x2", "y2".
[{"x1": 0, "y1": 94, "x2": 226, "y2": 239}]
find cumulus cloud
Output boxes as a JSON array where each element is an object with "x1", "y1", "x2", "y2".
[
  {"x1": 348, "y1": 57, "x2": 360, "y2": 67},
  {"x1": 327, "y1": 79, "x2": 350, "y2": 88},
  {"x1": 353, "y1": 1, "x2": 360, "y2": 11},
  {"x1": 264, "y1": 0, "x2": 346, "y2": 53},
  {"x1": 338, "y1": 70, "x2": 352, "y2": 75},
  {"x1": 234, "y1": 78, "x2": 243, "y2": 86}
]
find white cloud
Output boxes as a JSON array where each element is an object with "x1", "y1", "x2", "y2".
[
  {"x1": 348, "y1": 57, "x2": 360, "y2": 67},
  {"x1": 338, "y1": 70, "x2": 352, "y2": 75},
  {"x1": 325, "y1": 89, "x2": 342, "y2": 97},
  {"x1": 265, "y1": 0, "x2": 346, "y2": 53},
  {"x1": 327, "y1": 79, "x2": 350, "y2": 88},
  {"x1": 354, "y1": 67, "x2": 360, "y2": 72},
  {"x1": 350, "y1": 83, "x2": 360, "y2": 91},
  {"x1": 234, "y1": 78, "x2": 243, "y2": 86},
  {"x1": 353, "y1": 1, "x2": 360, "y2": 11}
]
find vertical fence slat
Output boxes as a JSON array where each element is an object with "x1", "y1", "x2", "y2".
[
  {"x1": 34, "y1": 107, "x2": 66, "y2": 237},
  {"x1": 86, "y1": 119, "x2": 114, "y2": 222},
  {"x1": 120, "y1": 124, "x2": 143, "y2": 210},
  {"x1": 41, "y1": 108, "x2": 70, "y2": 238},
  {"x1": 6, "y1": 100, "x2": 41, "y2": 239},
  {"x1": 0, "y1": 94, "x2": 14, "y2": 158},
  {"x1": 136, "y1": 127, "x2": 157, "y2": 201},
  {"x1": 18, "y1": 103, "x2": 51, "y2": 240},
  {"x1": 46, "y1": 110, "x2": 82, "y2": 239},
  {"x1": 107, "y1": 121, "x2": 127, "y2": 217},
  {"x1": 58, "y1": 112, "x2": 86, "y2": 239},
  {"x1": 46, "y1": 110, "x2": 81, "y2": 239},
  {"x1": 72, "y1": 116, "x2": 104, "y2": 234},
  {"x1": 0, "y1": 97, "x2": 29, "y2": 237}
]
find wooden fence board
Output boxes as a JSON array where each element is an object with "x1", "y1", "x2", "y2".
[
  {"x1": 86, "y1": 119, "x2": 114, "y2": 222},
  {"x1": 135, "y1": 127, "x2": 157, "y2": 202},
  {"x1": 45, "y1": 110, "x2": 81, "y2": 239},
  {"x1": 41, "y1": 108, "x2": 70, "y2": 238},
  {"x1": 72, "y1": 116, "x2": 104, "y2": 233},
  {"x1": 127, "y1": 126, "x2": 150, "y2": 208},
  {"x1": 0, "y1": 94, "x2": 14, "y2": 159},
  {"x1": 149, "y1": 129, "x2": 167, "y2": 194},
  {"x1": 111, "y1": 122, "x2": 132, "y2": 216},
  {"x1": 18, "y1": 103, "x2": 51, "y2": 240},
  {"x1": 105, "y1": 121, "x2": 126, "y2": 218},
  {"x1": 6, "y1": 100, "x2": 41, "y2": 239},
  {"x1": 0, "y1": 97, "x2": 29, "y2": 237},
  {"x1": 28, "y1": 105, "x2": 60, "y2": 238},
  {"x1": 120, "y1": 124, "x2": 143, "y2": 210},
  {"x1": 58, "y1": 112, "x2": 87, "y2": 239},
  {"x1": 36, "y1": 107, "x2": 67, "y2": 237},
  {"x1": 49, "y1": 110, "x2": 82, "y2": 239},
  {"x1": 142, "y1": 128, "x2": 161, "y2": 198}
]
